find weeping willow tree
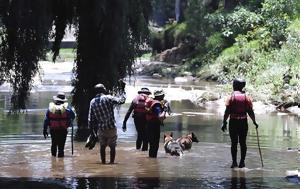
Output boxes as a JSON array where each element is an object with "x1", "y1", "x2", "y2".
[
  {"x1": 0, "y1": 0, "x2": 151, "y2": 140},
  {"x1": 0, "y1": 0, "x2": 53, "y2": 109}
]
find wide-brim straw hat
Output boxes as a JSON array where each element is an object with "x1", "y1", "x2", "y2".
[
  {"x1": 53, "y1": 92, "x2": 67, "y2": 102},
  {"x1": 138, "y1": 87, "x2": 151, "y2": 95}
]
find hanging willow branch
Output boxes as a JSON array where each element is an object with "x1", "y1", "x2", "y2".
[
  {"x1": 0, "y1": 0, "x2": 53, "y2": 111},
  {"x1": 72, "y1": 0, "x2": 151, "y2": 139},
  {"x1": 0, "y1": 0, "x2": 151, "y2": 139}
]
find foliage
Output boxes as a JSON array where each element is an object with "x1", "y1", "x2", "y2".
[
  {"x1": 185, "y1": 0, "x2": 211, "y2": 41},
  {"x1": 46, "y1": 48, "x2": 76, "y2": 62},
  {"x1": 201, "y1": 18, "x2": 300, "y2": 102},
  {"x1": 220, "y1": 7, "x2": 262, "y2": 38},
  {"x1": 150, "y1": 0, "x2": 175, "y2": 25},
  {"x1": 0, "y1": 0, "x2": 53, "y2": 110},
  {"x1": 260, "y1": 0, "x2": 297, "y2": 48},
  {"x1": 0, "y1": 0, "x2": 151, "y2": 138},
  {"x1": 150, "y1": 22, "x2": 187, "y2": 53}
]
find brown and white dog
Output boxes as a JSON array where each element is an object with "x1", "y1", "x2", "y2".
[
  {"x1": 176, "y1": 132, "x2": 199, "y2": 151},
  {"x1": 164, "y1": 132, "x2": 183, "y2": 156}
]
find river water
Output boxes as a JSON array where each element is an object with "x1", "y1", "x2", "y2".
[{"x1": 0, "y1": 62, "x2": 300, "y2": 188}]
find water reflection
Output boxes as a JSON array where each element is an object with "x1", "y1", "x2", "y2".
[
  {"x1": 1, "y1": 176, "x2": 299, "y2": 189},
  {"x1": 230, "y1": 170, "x2": 247, "y2": 189}
]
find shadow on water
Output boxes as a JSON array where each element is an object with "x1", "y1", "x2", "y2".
[{"x1": 0, "y1": 176, "x2": 297, "y2": 189}]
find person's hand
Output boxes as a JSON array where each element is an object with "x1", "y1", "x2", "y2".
[
  {"x1": 253, "y1": 122, "x2": 259, "y2": 129},
  {"x1": 43, "y1": 130, "x2": 48, "y2": 139},
  {"x1": 122, "y1": 122, "x2": 127, "y2": 132},
  {"x1": 118, "y1": 79, "x2": 126, "y2": 91},
  {"x1": 221, "y1": 121, "x2": 227, "y2": 132},
  {"x1": 163, "y1": 105, "x2": 168, "y2": 112}
]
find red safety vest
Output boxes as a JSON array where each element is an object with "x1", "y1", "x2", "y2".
[
  {"x1": 145, "y1": 98, "x2": 162, "y2": 121},
  {"x1": 133, "y1": 94, "x2": 148, "y2": 114},
  {"x1": 228, "y1": 91, "x2": 248, "y2": 120},
  {"x1": 48, "y1": 103, "x2": 69, "y2": 130}
]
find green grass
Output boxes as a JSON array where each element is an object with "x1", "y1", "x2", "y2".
[
  {"x1": 45, "y1": 48, "x2": 76, "y2": 62},
  {"x1": 138, "y1": 53, "x2": 152, "y2": 59}
]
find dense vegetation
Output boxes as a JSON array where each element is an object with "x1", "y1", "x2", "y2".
[
  {"x1": 151, "y1": 0, "x2": 300, "y2": 105},
  {"x1": 0, "y1": 0, "x2": 150, "y2": 139}
]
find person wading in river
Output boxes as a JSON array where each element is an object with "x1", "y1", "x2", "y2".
[
  {"x1": 122, "y1": 87, "x2": 151, "y2": 151},
  {"x1": 221, "y1": 78, "x2": 259, "y2": 168},
  {"x1": 88, "y1": 83, "x2": 126, "y2": 164},
  {"x1": 43, "y1": 92, "x2": 75, "y2": 158},
  {"x1": 145, "y1": 89, "x2": 168, "y2": 158}
]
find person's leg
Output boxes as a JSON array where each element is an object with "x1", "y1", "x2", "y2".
[
  {"x1": 50, "y1": 130, "x2": 58, "y2": 157},
  {"x1": 238, "y1": 120, "x2": 248, "y2": 168},
  {"x1": 141, "y1": 117, "x2": 148, "y2": 151},
  {"x1": 148, "y1": 121, "x2": 160, "y2": 158},
  {"x1": 98, "y1": 130, "x2": 107, "y2": 164},
  {"x1": 100, "y1": 145, "x2": 106, "y2": 164},
  {"x1": 152, "y1": 123, "x2": 161, "y2": 158},
  {"x1": 147, "y1": 122, "x2": 156, "y2": 158},
  {"x1": 107, "y1": 128, "x2": 117, "y2": 164},
  {"x1": 229, "y1": 120, "x2": 238, "y2": 168},
  {"x1": 58, "y1": 129, "x2": 68, "y2": 158},
  {"x1": 109, "y1": 145, "x2": 116, "y2": 164},
  {"x1": 134, "y1": 118, "x2": 143, "y2": 150}
]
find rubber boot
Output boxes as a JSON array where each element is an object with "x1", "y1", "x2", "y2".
[
  {"x1": 239, "y1": 161, "x2": 245, "y2": 168},
  {"x1": 110, "y1": 147, "x2": 116, "y2": 164},
  {"x1": 239, "y1": 144, "x2": 247, "y2": 168},
  {"x1": 231, "y1": 161, "x2": 238, "y2": 168},
  {"x1": 231, "y1": 145, "x2": 238, "y2": 168},
  {"x1": 100, "y1": 146, "x2": 106, "y2": 164}
]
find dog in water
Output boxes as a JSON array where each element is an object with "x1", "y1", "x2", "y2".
[
  {"x1": 176, "y1": 132, "x2": 199, "y2": 151},
  {"x1": 164, "y1": 132, "x2": 183, "y2": 156}
]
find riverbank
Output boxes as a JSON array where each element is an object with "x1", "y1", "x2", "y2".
[
  {"x1": 133, "y1": 58, "x2": 300, "y2": 117},
  {"x1": 2, "y1": 60, "x2": 298, "y2": 117}
]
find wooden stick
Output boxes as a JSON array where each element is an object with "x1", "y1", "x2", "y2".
[{"x1": 256, "y1": 128, "x2": 264, "y2": 167}]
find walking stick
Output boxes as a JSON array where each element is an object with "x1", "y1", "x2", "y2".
[
  {"x1": 71, "y1": 122, "x2": 74, "y2": 155},
  {"x1": 256, "y1": 128, "x2": 264, "y2": 167}
]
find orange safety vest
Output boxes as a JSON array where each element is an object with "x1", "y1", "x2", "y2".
[
  {"x1": 48, "y1": 103, "x2": 69, "y2": 130},
  {"x1": 145, "y1": 98, "x2": 162, "y2": 121},
  {"x1": 133, "y1": 94, "x2": 148, "y2": 114},
  {"x1": 229, "y1": 92, "x2": 248, "y2": 120}
]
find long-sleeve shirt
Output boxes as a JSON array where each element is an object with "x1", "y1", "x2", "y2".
[{"x1": 88, "y1": 93, "x2": 126, "y2": 131}]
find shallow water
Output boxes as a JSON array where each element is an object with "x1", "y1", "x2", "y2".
[{"x1": 1, "y1": 68, "x2": 300, "y2": 188}]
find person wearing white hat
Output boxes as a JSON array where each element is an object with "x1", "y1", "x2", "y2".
[
  {"x1": 145, "y1": 89, "x2": 167, "y2": 158},
  {"x1": 43, "y1": 92, "x2": 75, "y2": 158}
]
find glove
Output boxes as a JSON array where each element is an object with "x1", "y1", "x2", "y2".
[
  {"x1": 221, "y1": 121, "x2": 227, "y2": 132},
  {"x1": 43, "y1": 130, "x2": 48, "y2": 139},
  {"x1": 253, "y1": 122, "x2": 259, "y2": 129},
  {"x1": 122, "y1": 122, "x2": 127, "y2": 132}
]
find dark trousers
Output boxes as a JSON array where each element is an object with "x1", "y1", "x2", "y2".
[
  {"x1": 134, "y1": 116, "x2": 148, "y2": 150},
  {"x1": 229, "y1": 119, "x2": 248, "y2": 163},
  {"x1": 147, "y1": 120, "x2": 161, "y2": 158},
  {"x1": 50, "y1": 129, "x2": 68, "y2": 157}
]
